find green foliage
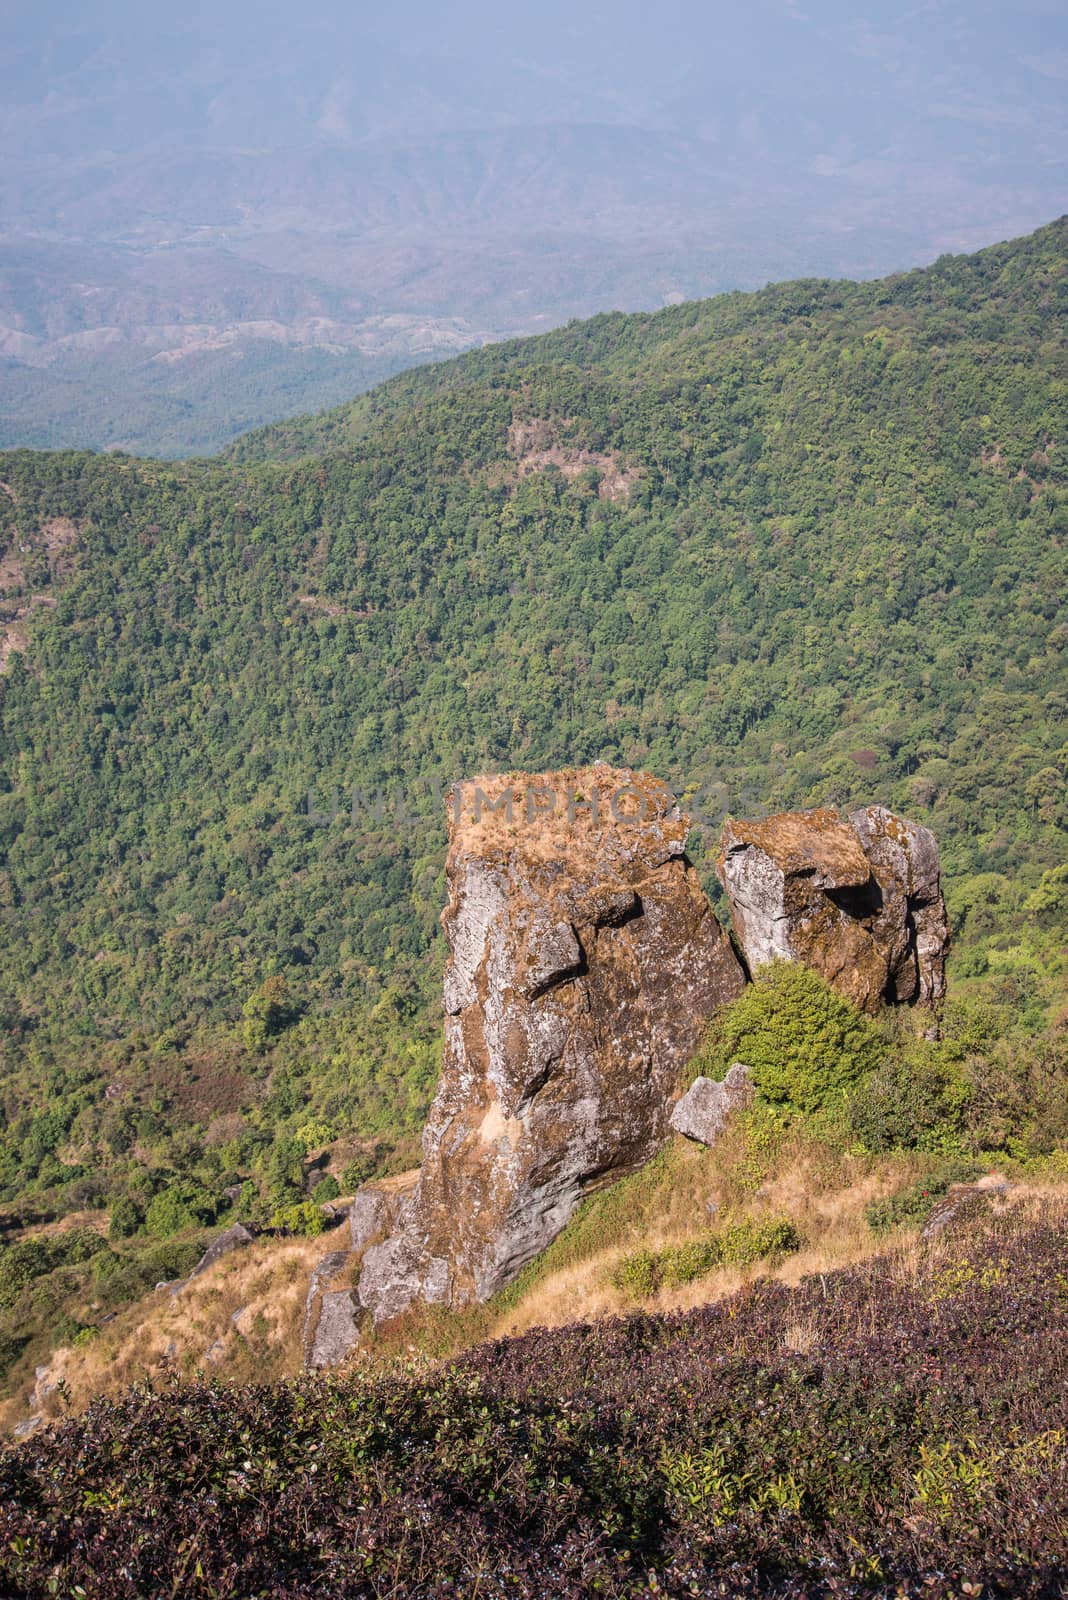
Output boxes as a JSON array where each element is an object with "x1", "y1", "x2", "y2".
[
  {"x1": 294, "y1": 1118, "x2": 335, "y2": 1152},
  {"x1": 700, "y1": 962, "x2": 886, "y2": 1115},
  {"x1": 107, "y1": 1196, "x2": 144, "y2": 1240},
  {"x1": 0, "y1": 1240, "x2": 50, "y2": 1311},
  {"x1": 144, "y1": 1183, "x2": 218, "y2": 1240},
  {"x1": 270, "y1": 1200, "x2": 326, "y2": 1236},
  {"x1": 242, "y1": 977, "x2": 299, "y2": 1055},
  {"x1": 612, "y1": 1216, "x2": 801, "y2": 1297},
  {"x1": 848, "y1": 1042, "x2": 972, "y2": 1154},
  {"x1": 340, "y1": 1157, "x2": 376, "y2": 1193},
  {"x1": 312, "y1": 1174, "x2": 340, "y2": 1202},
  {"x1": 865, "y1": 1162, "x2": 982, "y2": 1233}
]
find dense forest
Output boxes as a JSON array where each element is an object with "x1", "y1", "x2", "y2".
[{"x1": 0, "y1": 217, "x2": 1064, "y2": 1300}]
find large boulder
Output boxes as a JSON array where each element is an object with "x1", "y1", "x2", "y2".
[
  {"x1": 849, "y1": 805, "x2": 949, "y2": 1004},
  {"x1": 718, "y1": 805, "x2": 948, "y2": 1012},
  {"x1": 356, "y1": 765, "x2": 745, "y2": 1322},
  {"x1": 670, "y1": 1063, "x2": 754, "y2": 1146}
]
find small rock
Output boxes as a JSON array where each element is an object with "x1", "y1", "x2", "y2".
[
  {"x1": 304, "y1": 1250, "x2": 359, "y2": 1368},
  {"x1": 922, "y1": 1180, "x2": 1011, "y2": 1240},
  {"x1": 187, "y1": 1221, "x2": 257, "y2": 1282},
  {"x1": 32, "y1": 1365, "x2": 56, "y2": 1407},
  {"x1": 349, "y1": 1188, "x2": 394, "y2": 1254},
  {"x1": 670, "y1": 1064, "x2": 754, "y2": 1146},
  {"x1": 13, "y1": 1416, "x2": 41, "y2": 1440},
  {"x1": 231, "y1": 1305, "x2": 254, "y2": 1338},
  {"x1": 203, "y1": 1339, "x2": 227, "y2": 1365}
]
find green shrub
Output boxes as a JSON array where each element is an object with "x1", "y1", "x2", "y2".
[
  {"x1": 108, "y1": 1195, "x2": 144, "y2": 1240},
  {"x1": 719, "y1": 1216, "x2": 801, "y2": 1265},
  {"x1": 612, "y1": 1248, "x2": 660, "y2": 1298},
  {"x1": 296, "y1": 1119, "x2": 335, "y2": 1152},
  {"x1": 848, "y1": 1042, "x2": 971, "y2": 1154},
  {"x1": 340, "y1": 1158, "x2": 373, "y2": 1193},
  {"x1": 270, "y1": 1200, "x2": 325, "y2": 1237},
  {"x1": 699, "y1": 961, "x2": 886, "y2": 1115},
  {"x1": 0, "y1": 1331, "x2": 29, "y2": 1382},
  {"x1": 144, "y1": 1183, "x2": 218, "y2": 1240},
  {"x1": 612, "y1": 1216, "x2": 801, "y2": 1297},
  {"x1": 313, "y1": 1174, "x2": 341, "y2": 1202},
  {"x1": 0, "y1": 1239, "x2": 51, "y2": 1310},
  {"x1": 865, "y1": 1163, "x2": 982, "y2": 1233},
  {"x1": 242, "y1": 976, "x2": 299, "y2": 1054},
  {"x1": 963, "y1": 1035, "x2": 1068, "y2": 1158}
]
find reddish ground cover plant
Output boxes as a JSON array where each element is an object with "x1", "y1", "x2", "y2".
[{"x1": 1, "y1": 1206, "x2": 1066, "y2": 1598}]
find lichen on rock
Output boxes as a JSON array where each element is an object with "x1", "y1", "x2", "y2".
[
  {"x1": 355, "y1": 765, "x2": 745, "y2": 1325},
  {"x1": 717, "y1": 804, "x2": 949, "y2": 1012}
]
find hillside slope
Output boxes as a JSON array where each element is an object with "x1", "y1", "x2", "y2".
[
  {"x1": 4, "y1": 1195, "x2": 1068, "y2": 1597},
  {"x1": 0, "y1": 219, "x2": 1064, "y2": 1327}
]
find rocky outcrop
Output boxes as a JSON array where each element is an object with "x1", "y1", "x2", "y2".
[
  {"x1": 670, "y1": 1063, "x2": 754, "y2": 1146},
  {"x1": 921, "y1": 1176, "x2": 1011, "y2": 1240},
  {"x1": 717, "y1": 805, "x2": 948, "y2": 1012},
  {"x1": 186, "y1": 1221, "x2": 256, "y2": 1282},
  {"x1": 849, "y1": 805, "x2": 949, "y2": 1005},
  {"x1": 356, "y1": 766, "x2": 745, "y2": 1323},
  {"x1": 303, "y1": 1251, "x2": 358, "y2": 1370}
]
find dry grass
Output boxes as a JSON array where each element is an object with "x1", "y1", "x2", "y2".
[
  {"x1": 487, "y1": 1134, "x2": 1068, "y2": 1343},
  {"x1": 9, "y1": 1126, "x2": 1068, "y2": 1438},
  {"x1": 1, "y1": 1235, "x2": 325, "y2": 1433},
  {"x1": 488, "y1": 1126, "x2": 906, "y2": 1339}
]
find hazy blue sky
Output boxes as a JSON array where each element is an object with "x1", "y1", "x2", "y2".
[{"x1": 4, "y1": 0, "x2": 1066, "y2": 168}]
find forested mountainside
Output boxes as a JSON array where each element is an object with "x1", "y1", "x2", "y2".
[{"x1": 0, "y1": 218, "x2": 1064, "y2": 1275}]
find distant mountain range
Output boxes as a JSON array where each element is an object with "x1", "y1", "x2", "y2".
[{"x1": 0, "y1": 0, "x2": 1065, "y2": 453}]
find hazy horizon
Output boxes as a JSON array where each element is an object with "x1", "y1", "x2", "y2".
[{"x1": 1, "y1": 0, "x2": 1064, "y2": 454}]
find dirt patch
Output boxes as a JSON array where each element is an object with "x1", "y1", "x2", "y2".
[
  {"x1": 295, "y1": 593, "x2": 376, "y2": 620},
  {"x1": 506, "y1": 418, "x2": 637, "y2": 502},
  {"x1": 150, "y1": 1057, "x2": 255, "y2": 1119},
  {"x1": 0, "y1": 516, "x2": 81, "y2": 671}
]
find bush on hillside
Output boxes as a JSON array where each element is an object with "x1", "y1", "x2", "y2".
[
  {"x1": 865, "y1": 1162, "x2": 982, "y2": 1233},
  {"x1": 144, "y1": 1182, "x2": 219, "y2": 1240},
  {"x1": 107, "y1": 1195, "x2": 144, "y2": 1240},
  {"x1": 612, "y1": 1216, "x2": 801, "y2": 1298},
  {"x1": 699, "y1": 960, "x2": 886, "y2": 1115},
  {"x1": 848, "y1": 1042, "x2": 971, "y2": 1154},
  {"x1": 270, "y1": 1200, "x2": 325, "y2": 1237},
  {"x1": 963, "y1": 1034, "x2": 1068, "y2": 1158}
]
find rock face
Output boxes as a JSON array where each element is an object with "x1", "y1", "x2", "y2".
[
  {"x1": 186, "y1": 1221, "x2": 256, "y2": 1282},
  {"x1": 849, "y1": 805, "x2": 949, "y2": 1005},
  {"x1": 718, "y1": 805, "x2": 948, "y2": 1012},
  {"x1": 356, "y1": 766, "x2": 745, "y2": 1322},
  {"x1": 670, "y1": 1063, "x2": 754, "y2": 1146},
  {"x1": 303, "y1": 1250, "x2": 358, "y2": 1370}
]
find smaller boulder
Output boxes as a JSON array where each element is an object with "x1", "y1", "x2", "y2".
[
  {"x1": 231, "y1": 1305, "x2": 254, "y2": 1338},
  {"x1": 349, "y1": 1175, "x2": 416, "y2": 1255},
  {"x1": 670, "y1": 1063, "x2": 754, "y2": 1146},
  {"x1": 187, "y1": 1221, "x2": 256, "y2": 1282},
  {"x1": 922, "y1": 1177, "x2": 1011, "y2": 1240},
  {"x1": 303, "y1": 1250, "x2": 359, "y2": 1369}
]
